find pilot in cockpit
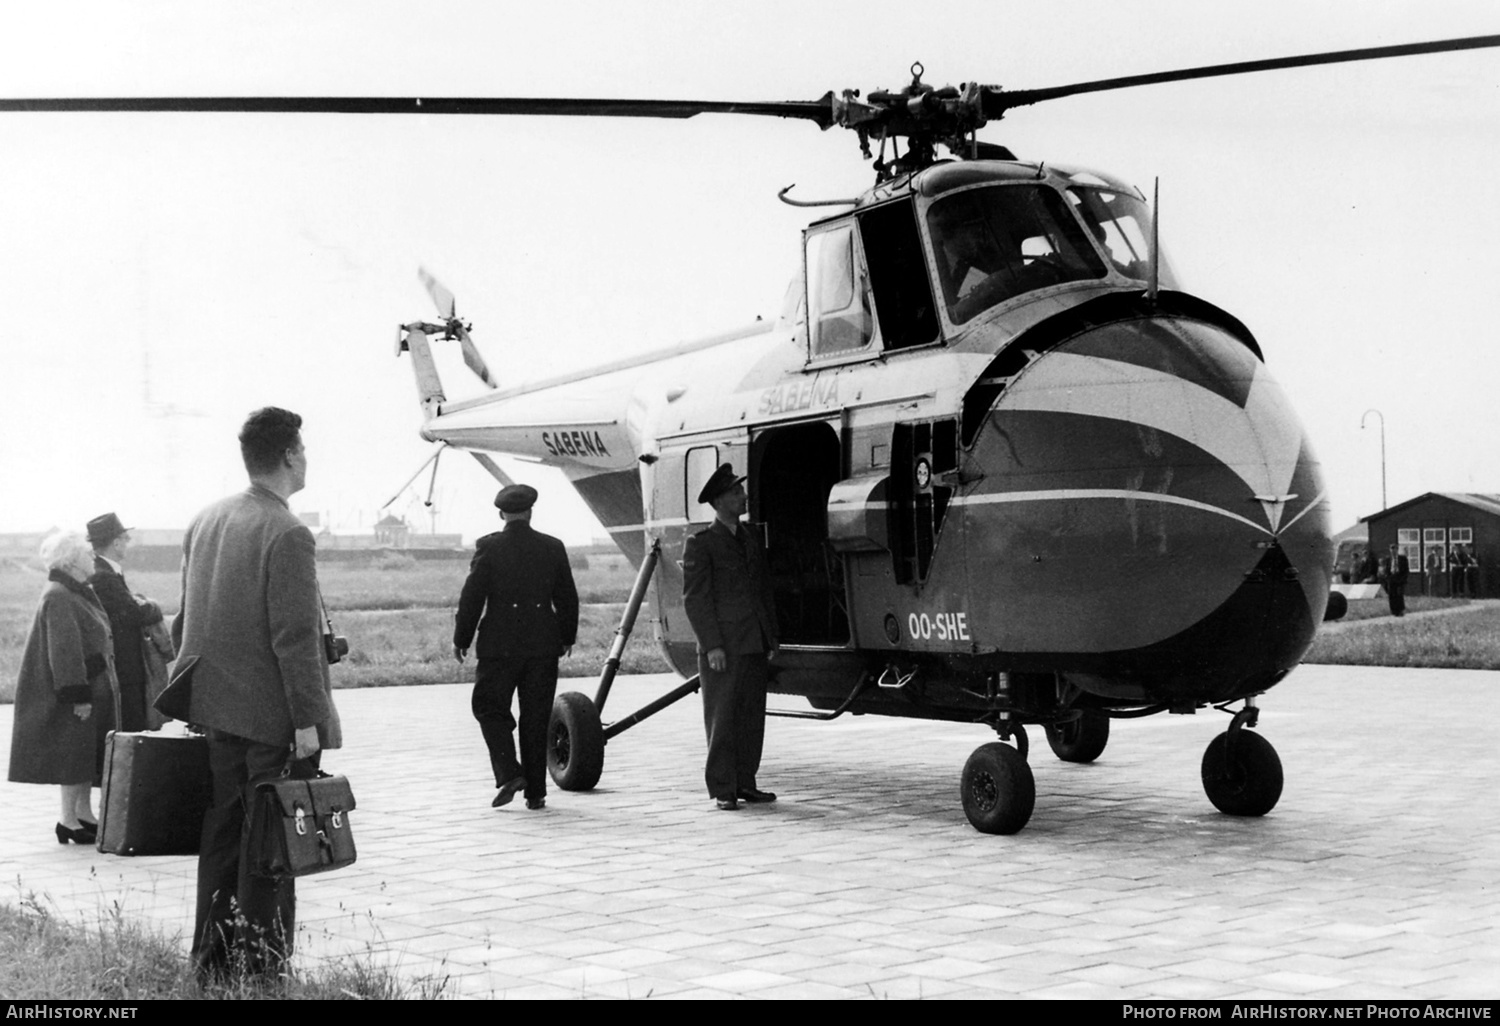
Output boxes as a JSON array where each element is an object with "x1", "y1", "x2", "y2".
[{"x1": 933, "y1": 211, "x2": 1012, "y2": 303}]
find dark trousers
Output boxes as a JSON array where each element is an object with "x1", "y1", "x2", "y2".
[
  {"x1": 194, "y1": 734, "x2": 313, "y2": 977},
  {"x1": 699, "y1": 651, "x2": 769, "y2": 799},
  {"x1": 1388, "y1": 582, "x2": 1406, "y2": 616},
  {"x1": 473, "y1": 654, "x2": 558, "y2": 802}
]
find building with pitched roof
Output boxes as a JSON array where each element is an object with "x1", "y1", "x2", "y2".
[{"x1": 1362, "y1": 493, "x2": 1499, "y2": 597}]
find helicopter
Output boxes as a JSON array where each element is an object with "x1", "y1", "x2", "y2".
[{"x1": 8, "y1": 32, "x2": 1498, "y2": 833}]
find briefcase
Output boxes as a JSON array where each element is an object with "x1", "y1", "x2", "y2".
[
  {"x1": 247, "y1": 771, "x2": 357, "y2": 878},
  {"x1": 96, "y1": 728, "x2": 212, "y2": 856}
]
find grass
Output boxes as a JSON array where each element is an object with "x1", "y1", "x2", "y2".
[
  {"x1": 1307, "y1": 600, "x2": 1500, "y2": 669},
  {"x1": 1330, "y1": 595, "x2": 1469, "y2": 623},
  {"x1": 0, "y1": 888, "x2": 450, "y2": 1000},
  {"x1": 332, "y1": 604, "x2": 673, "y2": 688},
  {"x1": 0, "y1": 553, "x2": 671, "y2": 702}
]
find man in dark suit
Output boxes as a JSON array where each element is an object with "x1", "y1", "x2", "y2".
[
  {"x1": 171, "y1": 407, "x2": 341, "y2": 979},
  {"x1": 86, "y1": 512, "x2": 163, "y2": 741},
  {"x1": 682, "y1": 464, "x2": 779, "y2": 811},
  {"x1": 1385, "y1": 543, "x2": 1410, "y2": 616},
  {"x1": 454, "y1": 484, "x2": 579, "y2": 811}
]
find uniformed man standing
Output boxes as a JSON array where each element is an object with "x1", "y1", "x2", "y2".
[
  {"x1": 682, "y1": 464, "x2": 779, "y2": 811},
  {"x1": 454, "y1": 484, "x2": 579, "y2": 811}
]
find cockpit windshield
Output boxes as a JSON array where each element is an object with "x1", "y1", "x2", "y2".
[
  {"x1": 1066, "y1": 185, "x2": 1170, "y2": 285},
  {"x1": 926, "y1": 184, "x2": 1107, "y2": 324}
]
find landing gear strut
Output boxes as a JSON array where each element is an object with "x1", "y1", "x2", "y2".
[
  {"x1": 961, "y1": 722, "x2": 1035, "y2": 834},
  {"x1": 1201, "y1": 701, "x2": 1283, "y2": 817}
]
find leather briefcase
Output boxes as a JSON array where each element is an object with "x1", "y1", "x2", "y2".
[
  {"x1": 96, "y1": 728, "x2": 212, "y2": 856},
  {"x1": 247, "y1": 771, "x2": 357, "y2": 878}
]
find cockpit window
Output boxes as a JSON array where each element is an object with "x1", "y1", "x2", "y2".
[
  {"x1": 926, "y1": 185, "x2": 1106, "y2": 324},
  {"x1": 1067, "y1": 186, "x2": 1164, "y2": 283}
]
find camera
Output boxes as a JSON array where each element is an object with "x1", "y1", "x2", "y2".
[{"x1": 324, "y1": 633, "x2": 349, "y2": 665}]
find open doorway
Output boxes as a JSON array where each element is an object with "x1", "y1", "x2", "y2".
[{"x1": 751, "y1": 421, "x2": 850, "y2": 645}]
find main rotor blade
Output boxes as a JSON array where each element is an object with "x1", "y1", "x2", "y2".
[
  {"x1": 0, "y1": 93, "x2": 836, "y2": 127},
  {"x1": 986, "y1": 33, "x2": 1500, "y2": 114}
]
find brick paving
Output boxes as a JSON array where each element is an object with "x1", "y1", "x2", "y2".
[{"x1": 1, "y1": 664, "x2": 1496, "y2": 999}]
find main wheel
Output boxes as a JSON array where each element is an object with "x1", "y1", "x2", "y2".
[
  {"x1": 960, "y1": 742, "x2": 1036, "y2": 835},
  {"x1": 1201, "y1": 729, "x2": 1283, "y2": 816},
  {"x1": 1044, "y1": 709, "x2": 1110, "y2": 763},
  {"x1": 548, "y1": 691, "x2": 604, "y2": 791}
]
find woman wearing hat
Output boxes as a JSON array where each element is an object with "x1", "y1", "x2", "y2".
[
  {"x1": 7, "y1": 531, "x2": 118, "y2": 844},
  {"x1": 86, "y1": 512, "x2": 167, "y2": 746}
]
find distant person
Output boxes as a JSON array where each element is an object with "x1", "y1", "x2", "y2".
[
  {"x1": 1358, "y1": 549, "x2": 1380, "y2": 584},
  {"x1": 454, "y1": 484, "x2": 579, "y2": 812},
  {"x1": 682, "y1": 464, "x2": 779, "y2": 811},
  {"x1": 86, "y1": 513, "x2": 167, "y2": 752},
  {"x1": 1384, "y1": 543, "x2": 1410, "y2": 617},
  {"x1": 1424, "y1": 546, "x2": 1444, "y2": 597},
  {"x1": 1452, "y1": 544, "x2": 1473, "y2": 597},
  {"x1": 7, "y1": 532, "x2": 114, "y2": 845},
  {"x1": 1465, "y1": 548, "x2": 1481, "y2": 597},
  {"x1": 171, "y1": 407, "x2": 342, "y2": 980}
]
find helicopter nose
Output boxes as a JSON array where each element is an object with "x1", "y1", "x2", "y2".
[{"x1": 958, "y1": 314, "x2": 1332, "y2": 688}]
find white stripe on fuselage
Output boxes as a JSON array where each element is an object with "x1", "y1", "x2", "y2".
[
  {"x1": 949, "y1": 488, "x2": 1273, "y2": 535},
  {"x1": 999, "y1": 353, "x2": 1305, "y2": 531}
]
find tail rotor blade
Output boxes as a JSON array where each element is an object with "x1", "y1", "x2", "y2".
[
  {"x1": 455, "y1": 323, "x2": 498, "y2": 389},
  {"x1": 418, "y1": 266, "x2": 456, "y2": 319}
]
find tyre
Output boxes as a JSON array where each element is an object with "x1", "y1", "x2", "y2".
[
  {"x1": 1201, "y1": 729, "x2": 1283, "y2": 816},
  {"x1": 547, "y1": 691, "x2": 604, "y2": 791},
  {"x1": 1044, "y1": 709, "x2": 1110, "y2": 763},
  {"x1": 960, "y1": 742, "x2": 1036, "y2": 834}
]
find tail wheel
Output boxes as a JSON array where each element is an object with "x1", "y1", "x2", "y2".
[
  {"x1": 1044, "y1": 709, "x2": 1110, "y2": 763},
  {"x1": 547, "y1": 691, "x2": 604, "y2": 791},
  {"x1": 960, "y1": 742, "x2": 1036, "y2": 835},
  {"x1": 1201, "y1": 729, "x2": 1283, "y2": 816}
]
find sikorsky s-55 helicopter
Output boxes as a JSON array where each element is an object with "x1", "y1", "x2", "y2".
[{"x1": 9, "y1": 33, "x2": 1498, "y2": 833}]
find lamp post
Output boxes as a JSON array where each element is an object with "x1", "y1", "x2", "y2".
[{"x1": 1361, "y1": 408, "x2": 1386, "y2": 511}]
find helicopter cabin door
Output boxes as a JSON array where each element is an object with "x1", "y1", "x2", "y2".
[
  {"x1": 749, "y1": 420, "x2": 849, "y2": 646},
  {"x1": 804, "y1": 197, "x2": 939, "y2": 364}
]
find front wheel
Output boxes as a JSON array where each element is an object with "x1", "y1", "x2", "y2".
[
  {"x1": 1201, "y1": 729, "x2": 1282, "y2": 816},
  {"x1": 960, "y1": 742, "x2": 1035, "y2": 835},
  {"x1": 548, "y1": 691, "x2": 604, "y2": 791}
]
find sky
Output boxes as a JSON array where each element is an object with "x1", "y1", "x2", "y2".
[{"x1": 1, "y1": 0, "x2": 1498, "y2": 546}]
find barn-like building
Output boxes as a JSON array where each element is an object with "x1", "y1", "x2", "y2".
[{"x1": 1362, "y1": 492, "x2": 1500, "y2": 598}]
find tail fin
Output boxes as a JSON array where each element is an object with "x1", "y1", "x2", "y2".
[{"x1": 397, "y1": 321, "x2": 448, "y2": 420}]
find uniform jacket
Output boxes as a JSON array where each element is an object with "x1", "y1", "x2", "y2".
[
  {"x1": 7, "y1": 572, "x2": 117, "y2": 785},
  {"x1": 170, "y1": 484, "x2": 341, "y2": 750},
  {"x1": 682, "y1": 519, "x2": 778, "y2": 656},
  {"x1": 454, "y1": 521, "x2": 579, "y2": 659},
  {"x1": 89, "y1": 555, "x2": 163, "y2": 693}
]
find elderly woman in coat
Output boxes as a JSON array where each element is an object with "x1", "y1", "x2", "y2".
[{"x1": 7, "y1": 531, "x2": 117, "y2": 844}]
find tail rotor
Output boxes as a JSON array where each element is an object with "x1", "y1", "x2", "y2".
[{"x1": 418, "y1": 267, "x2": 497, "y2": 389}]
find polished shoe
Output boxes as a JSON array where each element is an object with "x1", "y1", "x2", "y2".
[
  {"x1": 55, "y1": 823, "x2": 94, "y2": 845},
  {"x1": 738, "y1": 787, "x2": 777, "y2": 804},
  {"x1": 525, "y1": 798, "x2": 546, "y2": 811},
  {"x1": 491, "y1": 776, "x2": 526, "y2": 808},
  {"x1": 715, "y1": 796, "x2": 740, "y2": 811}
]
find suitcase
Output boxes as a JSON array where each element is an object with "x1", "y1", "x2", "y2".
[{"x1": 96, "y1": 728, "x2": 213, "y2": 856}]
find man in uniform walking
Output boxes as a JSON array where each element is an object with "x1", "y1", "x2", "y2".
[
  {"x1": 454, "y1": 484, "x2": 579, "y2": 811},
  {"x1": 682, "y1": 464, "x2": 779, "y2": 811}
]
